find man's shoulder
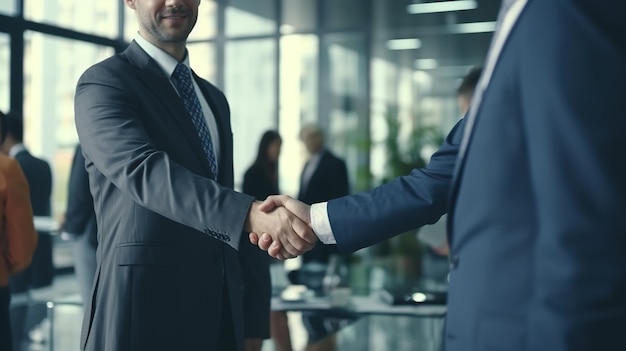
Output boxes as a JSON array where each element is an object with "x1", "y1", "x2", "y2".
[
  {"x1": 15, "y1": 151, "x2": 51, "y2": 171},
  {"x1": 82, "y1": 52, "x2": 130, "y2": 76},
  {"x1": 322, "y1": 150, "x2": 346, "y2": 166}
]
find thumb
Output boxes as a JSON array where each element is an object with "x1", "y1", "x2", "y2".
[{"x1": 258, "y1": 195, "x2": 289, "y2": 212}]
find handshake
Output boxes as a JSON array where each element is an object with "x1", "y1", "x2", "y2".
[{"x1": 246, "y1": 195, "x2": 317, "y2": 260}]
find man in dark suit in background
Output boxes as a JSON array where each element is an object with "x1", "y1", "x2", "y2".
[
  {"x1": 61, "y1": 144, "x2": 97, "y2": 304},
  {"x1": 74, "y1": 1, "x2": 315, "y2": 350},
  {"x1": 297, "y1": 124, "x2": 348, "y2": 264},
  {"x1": 295, "y1": 124, "x2": 349, "y2": 351},
  {"x1": 0, "y1": 110, "x2": 38, "y2": 351},
  {"x1": 255, "y1": 1, "x2": 626, "y2": 350},
  {"x1": 1, "y1": 112, "x2": 53, "y2": 351}
]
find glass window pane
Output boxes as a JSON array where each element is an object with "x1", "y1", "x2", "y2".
[
  {"x1": 226, "y1": 0, "x2": 276, "y2": 37},
  {"x1": 279, "y1": 34, "x2": 318, "y2": 196},
  {"x1": 0, "y1": 34, "x2": 9, "y2": 112},
  {"x1": 325, "y1": 0, "x2": 366, "y2": 31},
  {"x1": 187, "y1": 42, "x2": 217, "y2": 83},
  {"x1": 281, "y1": 0, "x2": 317, "y2": 33},
  {"x1": 225, "y1": 39, "x2": 276, "y2": 191},
  {"x1": 324, "y1": 34, "x2": 369, "y2": 191},
  {"x1": 25, "y1": 1, "x2": 119, "y2": 38},
  {"x1": 0, "y1": 0, "x2": 16, "y2": 16},
  {"x1": 124, "y1": 1, "x2": 218, "y2": 42},
  {"x1": 23, "y1": 32, "x2": 114, "y2": 217}
]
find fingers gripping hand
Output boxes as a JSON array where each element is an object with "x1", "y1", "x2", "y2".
[
  {"x1": 247, "y1": 202, "x2": 316, "y2": 258},
  {"x1": 259, "y1": 195, "x2": 312, "y2": 226}
]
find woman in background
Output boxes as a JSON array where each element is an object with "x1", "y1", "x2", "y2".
[
  {"x1": 243, "y1": 130, "x2": 282, "y2": 201},
  {"x1": 242, "y1": 130, "x2": 293, "y2": 351}
]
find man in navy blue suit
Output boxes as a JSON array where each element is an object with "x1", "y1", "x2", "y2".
[{"x1": 253, "y1": 1, "x2": 626, "y2": 350}]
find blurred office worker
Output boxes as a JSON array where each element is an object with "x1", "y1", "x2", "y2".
[
  {"x1": 61, "y1": 144, "x2": 97, "y2": 304},
  {"x1": 296, "y1": 124, "x2": 349, "y2": 351},
  {"x1": 1, "y1": 112, "x2": 53, "y2": 350},
  {"x1": 241, "y1": 130, "x2": 294, "y2": 351},
  {"x1": 0, "y1": 111, "x2": 38, "y2": 351},
  {"x1": 73, "y1": 0, "x2": 314, "y2": 350}
]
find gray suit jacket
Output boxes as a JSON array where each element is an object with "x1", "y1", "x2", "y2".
[{"x1": 74, "y1": 41, "x2": 270, "y2": 351}]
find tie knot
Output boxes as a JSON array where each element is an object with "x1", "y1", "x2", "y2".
[{"x1": 172, "y1": 63, "x2": 192, "y2": 86}]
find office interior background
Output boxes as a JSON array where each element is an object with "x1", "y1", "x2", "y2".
[
  {"x1": 0, "y1": 0, "x2": 498, "y2": 217},
  {"x1": 1, "y1": 0, "x2": 498, "y2": 349}
]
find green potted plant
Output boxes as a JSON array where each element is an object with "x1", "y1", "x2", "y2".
[{"x1": 371, "y1": 108, "x2": 444, "y2": 285}]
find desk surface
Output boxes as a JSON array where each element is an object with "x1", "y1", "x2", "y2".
[{"x1": 272, "y1": 294, "x2": 446, "y2": 318}]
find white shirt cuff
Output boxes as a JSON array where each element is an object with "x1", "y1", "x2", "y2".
[{"x1": 310, "y1": 202, "x2": 336, "y2": 244}]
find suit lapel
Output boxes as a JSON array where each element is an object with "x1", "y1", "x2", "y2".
[
  {"x1": 123, "y1": 42, "x2": 217, "y2": 178},
  {"x1": 447, "y1": 0, "x2": 528, "y2": 243}
]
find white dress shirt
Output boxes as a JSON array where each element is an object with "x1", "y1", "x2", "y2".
[
  {"x1": 9, "y1": 143, "x2": 26, "y2": 158},
  {"x1": 134, "y1": 34, "x2": 221, "y2": 165}
]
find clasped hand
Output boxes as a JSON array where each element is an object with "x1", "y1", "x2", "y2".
[{"x1": 247, "y1": 195, "x2": 313, "y2": 260}]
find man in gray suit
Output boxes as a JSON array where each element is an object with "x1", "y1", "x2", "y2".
[{"x1": 74, "y1": 1, "x2": 315, "y2": 350}]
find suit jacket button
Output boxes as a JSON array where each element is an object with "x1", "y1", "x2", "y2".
[
  {"x1": 449, "y1": 254, "x2": 459, "y2": 270},
  {"x1": 214, "y1": 253, "x2": 223, "y2": 263}
]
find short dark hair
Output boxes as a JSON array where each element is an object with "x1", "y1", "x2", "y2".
[
  {"x1": 457, "y1": 66, "x2": 483, "y2": 99},
  {"x1": 4, "y1": 111, "x2": 24, "y2": 142},
  {"x1": 0, "y1": 110, "x2": 7, "y2": 144}
]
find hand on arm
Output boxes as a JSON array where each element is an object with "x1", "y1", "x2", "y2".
[
  {"x1": 245, "y1": 199, "x2": 316, "y2": 260},
  {"x1": 248, "y1": 195, "x2": 313, "y2": 259}
]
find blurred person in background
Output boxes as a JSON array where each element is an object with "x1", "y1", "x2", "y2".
[
  {"x1": 417, "y1": 66, "x2": 482, "y2": 258},
  {"x1": 294, "y1": 124, "x2": 349, "y2": 351},
  {"x1": 242, "y1": 130, "x2": 293, "y2": 351},
  {"x1": 0, "y1": 110, "x2": 38, "y2": 351},
  {"x1": 1, "y1": 112, "x2": 53, "y2": 350}
]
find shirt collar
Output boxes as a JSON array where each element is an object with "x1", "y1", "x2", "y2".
[
  {"x1": 133, "y1": 33, "x2": 190, "y2": 79},
  {"x1": 9, "y1": 143, "x2": 26, "y2": 158},
  {"x1": 308, "y1": 149, "x2": 324, "y2": 163}
]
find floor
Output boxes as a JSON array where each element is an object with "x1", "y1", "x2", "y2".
[{"x1": 12, "y1": 239, "x2": 446, "y2": 351}]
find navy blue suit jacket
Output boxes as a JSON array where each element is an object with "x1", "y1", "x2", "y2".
[
  {"x1": 300, "y1": 150, "x2": 349, "y2": 263},
  {"x1": 328, "y1": 1, "x2": 626, "y2": 350},
  {"x1": 10, "y1": 149, "x2": 53, "y2": 291},
  {"x1": 444, "y1": 1, "x2": 626, "y2": 350}
]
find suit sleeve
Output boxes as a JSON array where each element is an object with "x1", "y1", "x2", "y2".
[
  {"x1": 63, "y1": 146, "x2": 94, "y2": 236},
  {"x1": 521, "y1": 2, "x2": 626, "y2": 349},
  {"x1": 74, "y1": 64, "x2": 253, "y2": 250},
  {"x1": 4, "y1": 158, "x2": 38, "y2": 274},
  {"x1": 327, "y1": 118, "x2": 464, "y2": 253}
]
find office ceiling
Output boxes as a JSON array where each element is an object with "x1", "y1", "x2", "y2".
[
  {"x1": 232, "y1": 0, "x2": 501, "y2": 92},
  {"x1": 370, "y1": 0, "x2": 500, "y2": 76}
]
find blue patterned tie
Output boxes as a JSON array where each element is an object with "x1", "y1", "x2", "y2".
[{"x1": 172, "y1": 63, "x2": 218, "y2": 179}]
